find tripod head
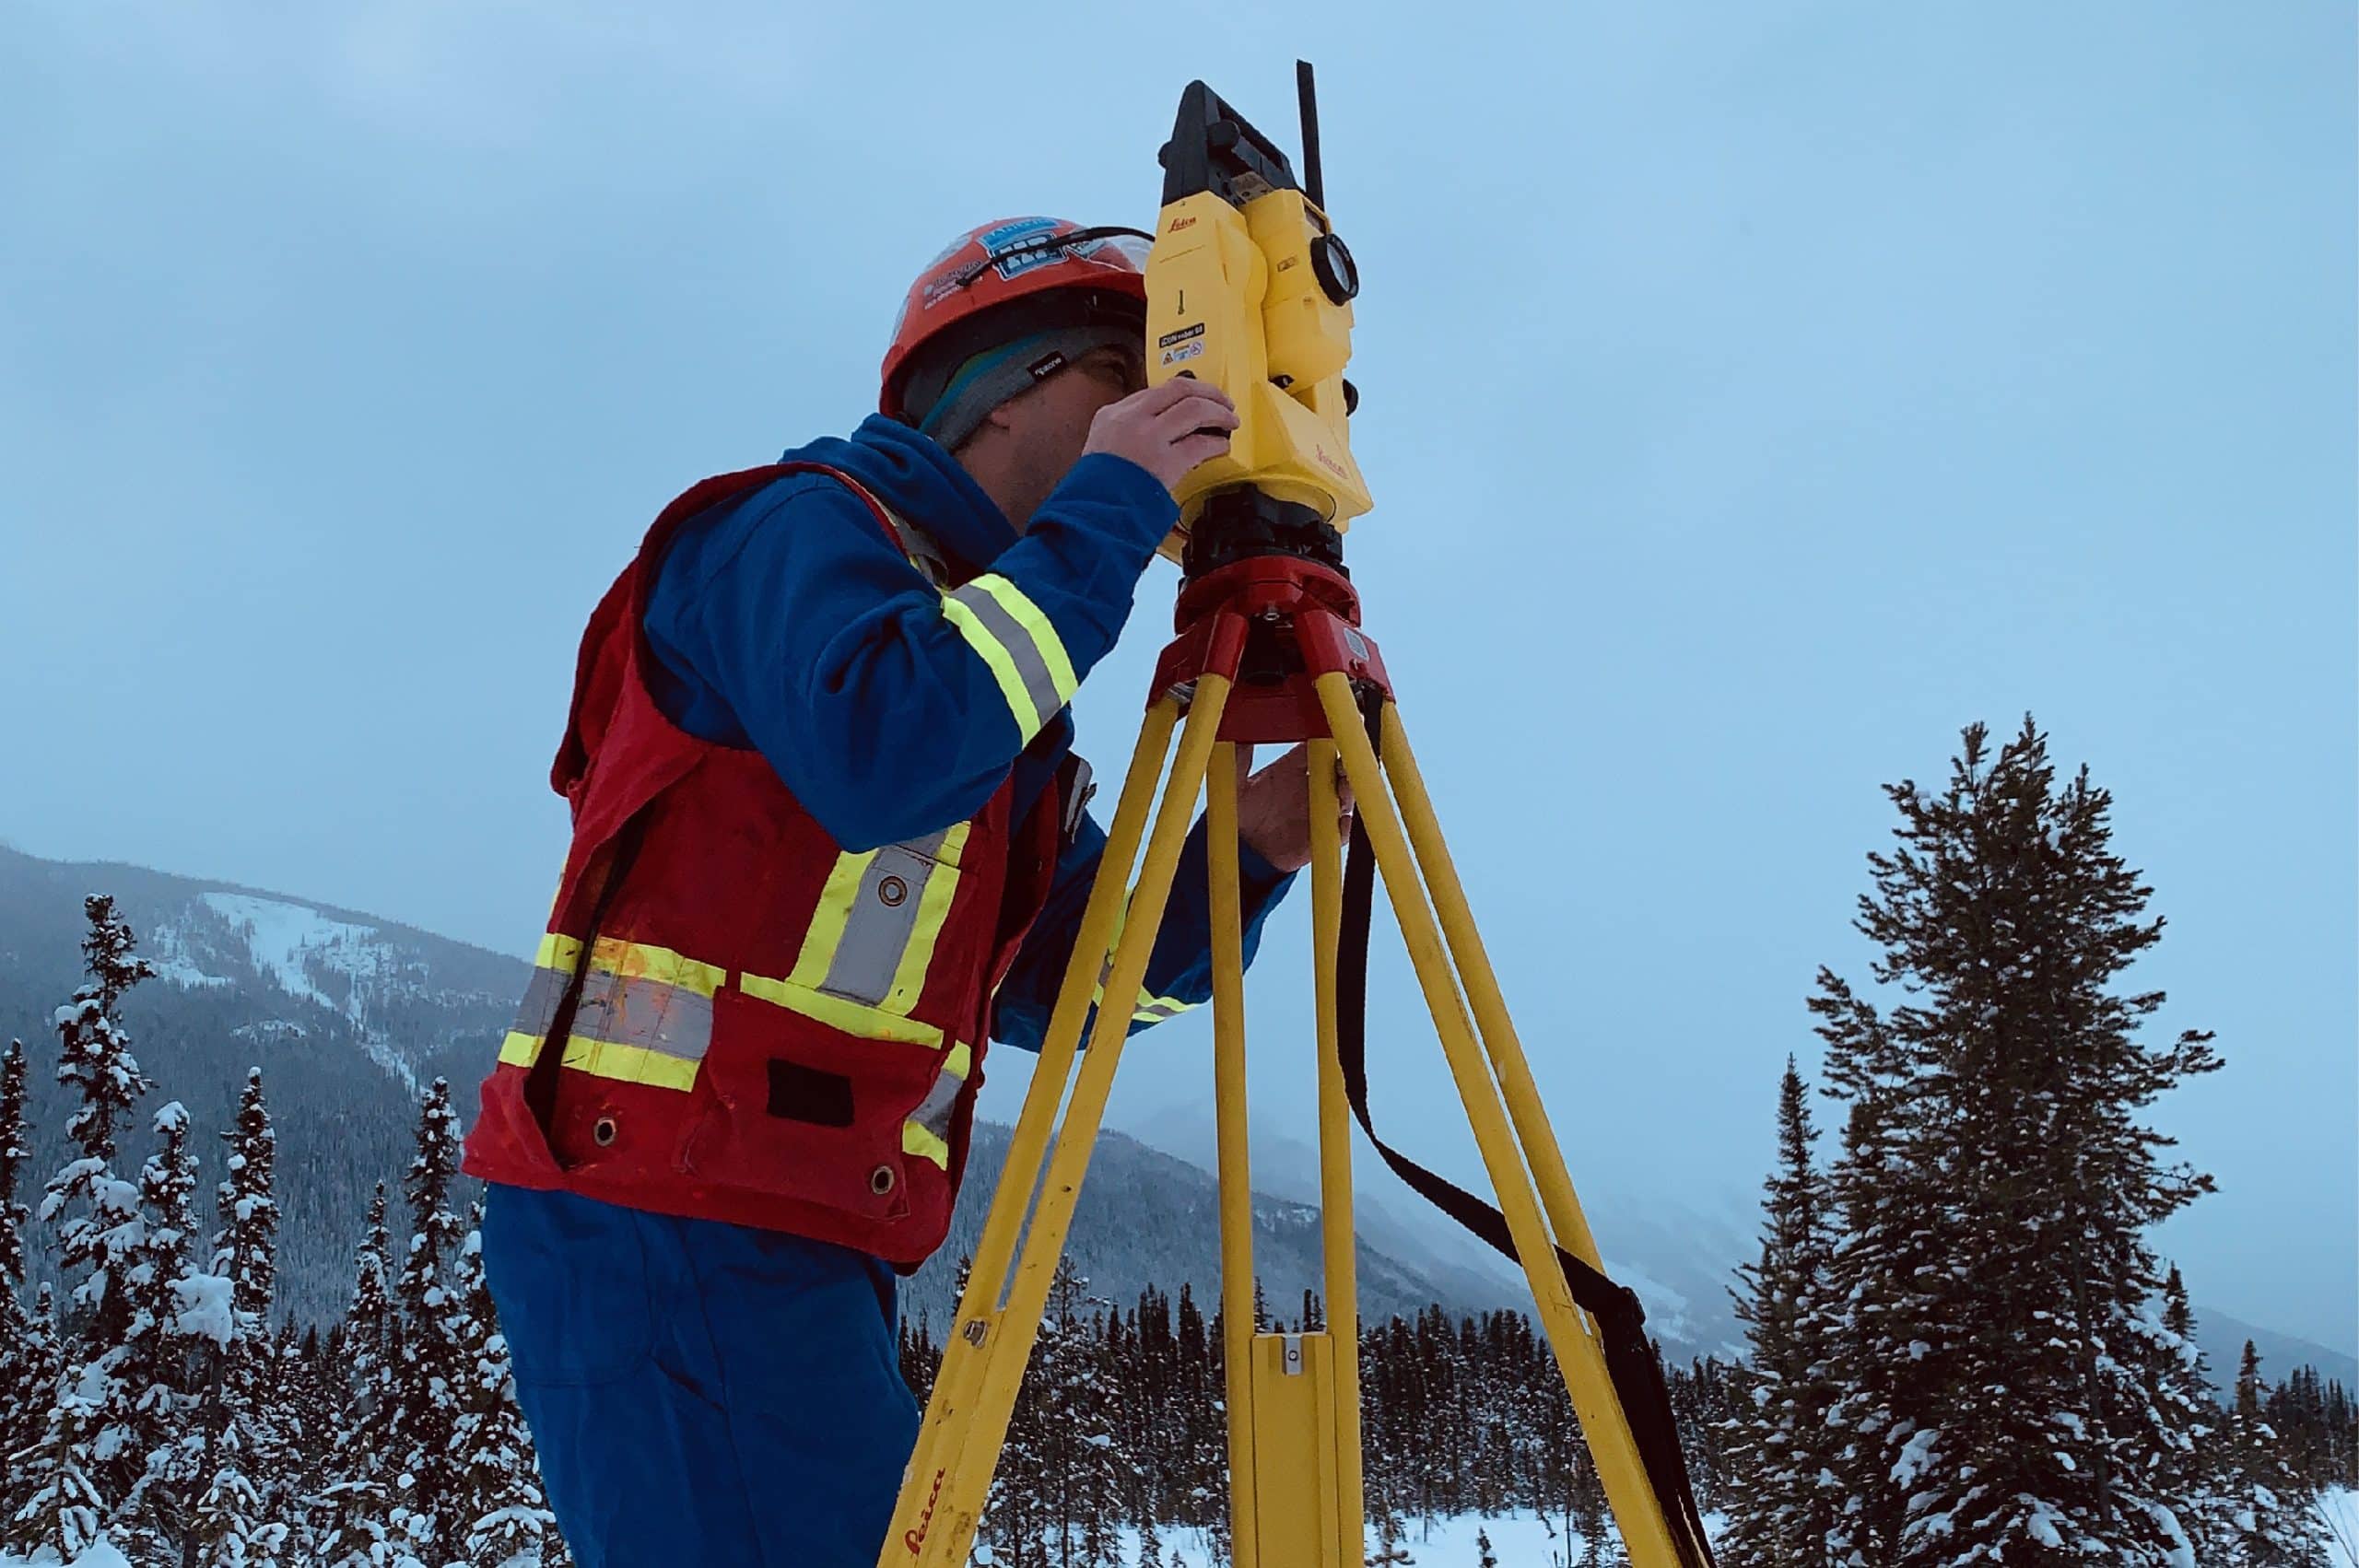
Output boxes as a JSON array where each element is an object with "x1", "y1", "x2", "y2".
[{"x1": 1145, "y1": 66, "x2": 1370, "y2": 581}]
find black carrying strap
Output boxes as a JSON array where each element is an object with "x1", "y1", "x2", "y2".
[
  {"x1": 1332, "y1": 694, "x2": 1718, "y2": 1568},
  {"x1": 522, "y1": 816, "x2": 651, "y2": 1154}
]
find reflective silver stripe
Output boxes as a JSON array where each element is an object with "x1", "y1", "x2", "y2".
[
  {"x1": 572, "y1": 970, "x2": 714, "y2": 1063},
  {"x1": 510, "y1": 965, "x2": 570, "y2": 1039},
  {"x1": 911, "y1": 1047, "x2": 969, "y2": 1141},
  {"x1": 947, "y1": 581, "x2": 1067, "y2": 732},
  {"x1": 819, "y1": 830, "x2": 950, "y2": 1006}
]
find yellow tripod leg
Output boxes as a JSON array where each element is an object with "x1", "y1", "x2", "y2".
[
  {"x1": 1311, "y1": 674, "x2": 1687, "y2": 1568},
  {"x1": 1205, "y1": 742, "x2": 1259, "y2": 1567},
  {"x1": 1307, "y1": 739, "x2": 1366, "y2": 1565},
  {"x1": 899, "y1": 675, "x2": 1235, "y2": 1568},
  {"x1": 1210, "y1": 736, "x2": 1359, "y2": 1568},
  {"x1": 889, "y1": 697, "x2": 1180, "y2": 1563}
]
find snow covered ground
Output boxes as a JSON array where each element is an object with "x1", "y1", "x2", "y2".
[
  {"x1": 0, "y1": 1548, "x2": 134, "y2": 1568},
  {"x1": 2322, "y1": 1485, "x2": 2359, "y2": 1567},
  {"x1": 1024, "y1": 1510, "x2": 1720, "y2": 1568},
  {"x1": 6, "y1": 1495, "x2": 2347, "y2": 1567},
  {"x1": 6, "y1": 1517, "x2": 1615, "y2": 1568}
]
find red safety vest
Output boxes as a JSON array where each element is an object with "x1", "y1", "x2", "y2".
[{"x1": 461, "y1": 463, "x2": 1067, "y2": 1266}]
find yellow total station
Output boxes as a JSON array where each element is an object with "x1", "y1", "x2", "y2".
[{"x1": 1144, "y1": 78, "x2": 1372, "y2": 561}]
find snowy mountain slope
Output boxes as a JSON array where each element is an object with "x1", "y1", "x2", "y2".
[{"x1": 131, "y1": 878, "x2": 527, "y2": 1094}]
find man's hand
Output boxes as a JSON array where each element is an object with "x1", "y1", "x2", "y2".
[
  {"x1": 1234, "y1": 743, "x2": 1356, "y2": 874},
  {"x1": 1083, "y1": 378, "x2": 1238, "y2": 491}
]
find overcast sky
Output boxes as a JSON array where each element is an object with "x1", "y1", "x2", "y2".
[{"x1": 4, "y1": 2, "x2": 2351, "y2": 1351}]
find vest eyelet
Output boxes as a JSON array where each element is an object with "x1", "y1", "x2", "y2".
[
  {"x1": 869, "y1": 1164, "x2": 897, "y2": 1197},
  {"x1": 877, "y1": 874, "x2": 910, "y2": 908},
  {"x1": 593, "y1": 1116, "x2": 618, "y2": 1148}
]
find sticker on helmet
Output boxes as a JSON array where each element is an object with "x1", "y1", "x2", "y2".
[{"x1": 974, "y1": 216, "x2": 1068, "y2": 281}]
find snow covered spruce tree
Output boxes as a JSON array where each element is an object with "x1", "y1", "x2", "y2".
[
  {"x1": 313, "y1": 1181, "x2": 402, "y2": 1565},
  {"x1": 987, "y1": 1258, "x2": 1116, "y2": 1563},
  {"x1": 1812, "y1": 719, "x2": 2225, "y2": 1562},
  {"x1": 11, "y1": 895, "x2": 158, "y2": 1560},
  {"x1": 1039, "y1": 1259, "x2": 1122, "y2": 1567},
  {"x1": 2148, "y1": 1266, "x2": 2236, "y2": 1559},
  {"x1": 1565, "y1": 1437, "x2": 1616, "y2": 1568},
  {"x1": 185, "y1": 1067, "x2": 292, "y2": 1567},
  {"x1": 280, "y1": 1324, "x2": 341, "y2": 1512},
  {"x1": 446, "y1": 1202, "x2": 561, "y2": 1568},
  {"x1": 2218, "y1": 1341, "x2": 2332, "y2": 1565},
  {"x1": 111, "y1": 1097, "x2": 221, "y2": 1551},
  {"x1": 1719, "y1": 1056, "x2": 1841, "y2": 1566},
  {"x1": 0, "y1": 1037, "x2": 45, "y2": 1516},
  {"x1": 386, "y1": 1077, "x2": 473, "y2": 1563}
]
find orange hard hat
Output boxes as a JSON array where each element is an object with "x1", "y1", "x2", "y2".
[{"x1": 880, "y1": 216, "x2": 1151, "y2": 422}]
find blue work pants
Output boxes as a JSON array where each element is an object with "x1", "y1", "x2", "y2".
[{"x1": 480, "y1": 1183, "x2": 921, "y2": 1567}]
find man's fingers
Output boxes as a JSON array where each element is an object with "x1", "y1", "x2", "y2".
[
  {"x1": 1154, "y1": 399, "x2": 1241, "y2": 446},
  {"x1": 1170, "y1": 432, "x2": 1231, "y2": 471},
  {"x1": 1132, "y1": 377, "x2": 1237, "y2": 416},
  {"x1": 1124, "y1": 378, "x2": 1198, "y2": 414}
]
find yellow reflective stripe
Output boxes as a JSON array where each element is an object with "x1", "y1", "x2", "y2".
[
  {"x1": 534, "y1": 932, "x2": 583, "y2": 971},
  {"x1": 789, "y1": 850, "x2": 879, "y2": 989},
  {"x1": 557, "y1": 1036, "x2": 699, "y2": 1092},
  {"x1": 943, "y1": 573, "x2": 1077, "y2": 743},
  {"x1": 941, "y1": 592, "x2": 1047, "y2": 739},
  {"x1": 962, "y1": 574, "x2": 1077, "y2": 705},
  {"x1": 1086, "y1": 899, "x2": 1198, "y2": 1026},
  {"x1": 883, "y1": 824, "x2": 969, "y2": 1013},
  {"x1": 1132, "y1": 991, "x2": 1197, "y2": 1024},
  {"x1": 1087, "y1": 975, "x2": 1200, "y2": 1027},
  {"x1": 499, "y1": 1030, "x2": 543, "y2": 1068},
  {"x1": 586, "y1": 937, "x2": 724, "y2": 999},
  {"x1": 738, "y1": 971, "x2": 945, "y2": 1049},
  {"x1": 903, "y1": 1120, "x2": 951, "y2": 1169}
]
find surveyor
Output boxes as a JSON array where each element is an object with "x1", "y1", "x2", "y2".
[{"x1": 461, "y1": 217, "x2": 1332, "y2": 1566}]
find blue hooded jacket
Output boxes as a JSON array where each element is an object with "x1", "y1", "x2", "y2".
[{"x1": 639, "y1": 415, "x2": 1294, "y2": 1048}]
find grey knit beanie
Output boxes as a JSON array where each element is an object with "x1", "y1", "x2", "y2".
[{"x1": 912, "y1": 323, "x2": 1139, "y2": 451}]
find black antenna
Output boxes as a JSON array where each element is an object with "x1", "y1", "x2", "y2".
[{"x1": 1297, "y1": 60, "x2": 1324, "y2": 213}]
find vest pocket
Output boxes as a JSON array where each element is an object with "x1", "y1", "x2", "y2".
[{"x1": 687, "y1": 986, "x2": 946, "y2": 1223}]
